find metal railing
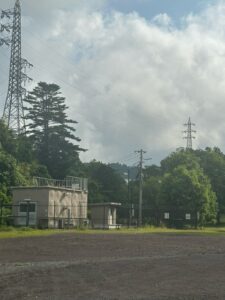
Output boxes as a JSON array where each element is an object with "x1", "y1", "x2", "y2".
[{"x1": 32, "y1": 176, "x2": 88, "y2": 191}]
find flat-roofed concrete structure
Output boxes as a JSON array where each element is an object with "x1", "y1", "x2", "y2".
[
  {"x1": 89, "y1": 202, "x2": 121, "y2": 229},
  {"x1": 12, "y1": 177, "x2": 88, "y2": 228}
]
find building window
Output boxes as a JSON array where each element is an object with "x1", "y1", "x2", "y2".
[{"x1": 19, "y1": 203, "x2": 36, "y2": 213}]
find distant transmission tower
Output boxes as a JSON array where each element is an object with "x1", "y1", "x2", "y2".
[
  {"x1": 1, "y1": 0, "x2": 32, "y2": 134},
  {"x1": 183, "y1": 117, "x2": 196, "y2": 150}
]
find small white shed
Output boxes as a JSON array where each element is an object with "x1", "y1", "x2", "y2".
[{"x1": 89, "y1": 202, "x2": 121, "y2": 229}]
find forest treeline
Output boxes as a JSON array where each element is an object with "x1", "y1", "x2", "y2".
[
  {"x1": 0, "y1": 82, "x2": 127, "y2": 207},
  {"x1": 1, "y1": 82, "x2": 225, "y2": 226}
]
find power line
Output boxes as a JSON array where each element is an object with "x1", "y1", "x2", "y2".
[
  {"x1": 20, "y1": 18, "x2": 95, "y2": 82},
  {"x1": 19, "y1": 10, "x2": 107, "y2": 95},
  {"x1": 1, "y1": 9, "x2": 84, "y2": 101},
  {"x1": 16, "y1": 35, "x2": 87, "y2": 96},
  {"x1": 121, "y1": 154, "x2": 139, "y2": 165},
  {"x1": 2, "y1": 2, "x2": 106, "y2": 101}
]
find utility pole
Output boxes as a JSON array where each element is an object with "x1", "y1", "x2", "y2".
[
  {"x1": 1, "y1": 0, "x2": 32, "y2": 134},
  {"x1": 183, "y1": 117, "x2": 196, "y2": 150},
  {"x1": 135, "y1": 149, "x2": 146, "y2": 227},
  {"x1": 127, "y1": 167, "x2": 132, "y2": 227}
]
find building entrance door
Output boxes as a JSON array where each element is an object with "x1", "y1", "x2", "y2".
[{"x1": 18, "y1": 202, "x2": 37, "y2": 226}]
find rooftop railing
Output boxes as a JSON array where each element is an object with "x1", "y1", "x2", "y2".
[{"x1": 32, "y1": 176, "x2": 88, "y2": 192}]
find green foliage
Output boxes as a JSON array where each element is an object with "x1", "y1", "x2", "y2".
[
  {"x1": 195, "y1": 148, "x2": 225, "y2": 215},
  {"x1": 161, "y1": 165, "x2": 217, "y2": 225},
  {"x1": 0, "y1": 149, "x2": 28, "y2": 203},
  {"x1": 83, "y1": 161, "x2": 127, "y2": 204},
  {"x1": 24, "y1": 82, "x2": 84, "y2": 179},
  {"x1": 0, "y1": 122, "x2": 50, "y2": 204},
  {"x1": 161, "y1": 149, "x2": 200, "y2": 172},
  {"x1": 109, "y1": 163, "x2": 138, "y2": 181},
  {"x1": 143, "y1": 165, "x2": 162, "y2": 179},
  {"x1": 16, "y1": 134, "x2": 34, "y2": 163},
  {"x1": 0, "y1": 120, "x2": 17, "y2": 158},
  {"x1": 0, "y1": 120, "x2": 33, "y2": 163},
  {"x1": 143, "y1": 176, "x2": 162, "y2": 209},
  {"x1": 142, "y1": 148, "x2": 221, "y2": 226}
]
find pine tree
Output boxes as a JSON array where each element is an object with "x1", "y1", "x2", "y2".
[{"x1": 24, "y1": 82, "x2": 84, "y2": 178}]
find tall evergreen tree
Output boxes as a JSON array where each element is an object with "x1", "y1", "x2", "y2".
[{"x1": 24, "y1": 82, "x2": 84, "y2": 178}]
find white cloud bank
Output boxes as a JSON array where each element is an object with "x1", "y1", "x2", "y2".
[{"x1": 2, "y1": 0, "x2": 225, "y2": 164}]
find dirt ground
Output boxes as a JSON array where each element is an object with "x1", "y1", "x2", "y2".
[{"x1": 0, "y1": 233, "x2": 225, "y2": 300}]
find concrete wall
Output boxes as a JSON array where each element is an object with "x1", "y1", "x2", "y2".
[
  {"x1": 48, "y1": 189, "x2": 88, "y2": 228},
  {"x1": 12, "y1": 188, "x2": 49, "y2": 226},
  {"x1": 12, "y1": 187, "x2": 88, "y2": 228},
  {"x1": 91, "y1": 205, "x2": 107, "y2": 228}
]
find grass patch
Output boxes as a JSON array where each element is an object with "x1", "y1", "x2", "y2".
[
  {"x1": 1, "y1": 226, "x2": 225, "y2": 239},
  {"x1": 0, "y1": 228, "x2": 72, "y2": 239}
]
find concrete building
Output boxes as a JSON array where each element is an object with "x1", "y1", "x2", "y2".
[
  {"x1": 12, "y1": 177, "x2": 88, "y2": 228},
  {"x1": 89, "y1": 202, "x2": 121, "y2": 229}
]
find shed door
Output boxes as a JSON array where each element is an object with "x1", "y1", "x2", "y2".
[{"x1": 18, "y1": 202, "x2": 37, "y2": 226}]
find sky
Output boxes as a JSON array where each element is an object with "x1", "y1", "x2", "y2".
[{"x1": 0, "y1": 0, "x2": 225, "y2": 166}]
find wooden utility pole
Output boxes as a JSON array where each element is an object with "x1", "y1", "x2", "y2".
[{"x1": 135, "y1": 149, "x2": 146, "y2": 227}]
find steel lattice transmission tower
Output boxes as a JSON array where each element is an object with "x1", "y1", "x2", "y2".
[
  {"x1": 1, "y1": 0, "x2": 32, "y2": 134},
  {"x1": 183, "y1": 117, "x2": 196, "y2": 150}
]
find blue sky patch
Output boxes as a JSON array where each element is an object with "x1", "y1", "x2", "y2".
[{"x1": 104, "y1": 0, "x2": 215, "y2": 24}]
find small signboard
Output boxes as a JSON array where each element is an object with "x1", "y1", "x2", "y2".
[
  {"x1": 164, "y1": 212, "x2": 170, "y2": 220},
  {"x1": 185, "y1": 213, "x2": 191, "y2": 220}
]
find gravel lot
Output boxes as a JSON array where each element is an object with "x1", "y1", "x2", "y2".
[{"x1": 0, "y1": 233, "x2": 225, "y2": 299}]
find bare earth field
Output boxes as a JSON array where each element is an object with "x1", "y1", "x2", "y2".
[{"x1": 0, "y1": 233, "x2": 225, "y2": 300}]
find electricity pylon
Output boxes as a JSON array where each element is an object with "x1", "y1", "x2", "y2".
[
  {"x1": 183, "y1": 117, "x2": 196, "y2": 150},
  {"x1": 1, "y1": 0, "x2": 32, "y2": 134}
]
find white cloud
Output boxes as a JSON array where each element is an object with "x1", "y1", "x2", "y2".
[
  {"x1": 152, "y1": 13, "x2": 172, "y2": 27},
  {"x1": 2, "y1": 0, "x2": 225, "y2": 164}
]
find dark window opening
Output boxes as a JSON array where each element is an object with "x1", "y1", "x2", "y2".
[{"x1": 20, "y1": 203, "x2": 36, "y2": 213}]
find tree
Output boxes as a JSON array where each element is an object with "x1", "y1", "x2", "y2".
[
  {"x1": 143, "y1": 165, "x2": 162, "y2": 180},
  {"x1": 161, "y1": 149, "x2": 200, "y2": 173},
  {"x1": 24, "y1": 82, "x2": 84, "y2": 178},
  {"x1": 109, "y1": 163, "x2": 138, "y2": 181},
  {"x1": 0, "y1": 120, "x2": 17, "y2": 158},
  {"x1": 161, "y1": 165, "x2": 217, "y2": 226},
  {"x1": 141, "y1": 149, "x2": 218, "y2": 226},
  {"x1": 83, "y1": 161, "x2": 127, "y2": 204},
  {"x1": 195, "y1": 148, "x2": 225, "y2": 223},
  {"x1": 0, "y1": 121, "x2": 50, "y2": 210},
  {"x1": 0, "y1": 148, "x2": 30, "y2": 226},
  {"x1": 0, "y1": 150, "x2": 28, "y2": 203},
  {"x1": 143, "y1": 176, "x2": 162, "y2": 209},
  {"x1": 0, "y1": 119, "x2": 35, "y2": 164}
]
